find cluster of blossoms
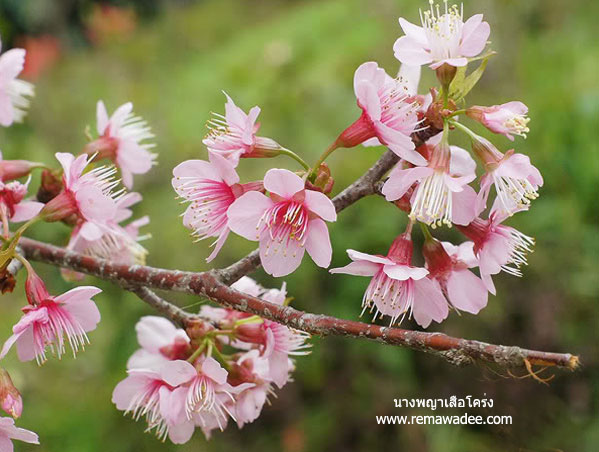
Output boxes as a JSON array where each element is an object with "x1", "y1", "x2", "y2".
[
  {"x1": 0, "y1": 1, "x2": 544, "y2": 447},
  {"x1": 112, "y1": 277, "x2": 309, "y2": 442}
]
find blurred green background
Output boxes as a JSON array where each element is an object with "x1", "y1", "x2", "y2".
[{"x1": 0, "y1": 0, "x2": 598, "y2": 451}]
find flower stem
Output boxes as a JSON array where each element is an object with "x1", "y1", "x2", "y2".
[
  {"x1": 187, "y1": 339, "x2": 208, "y2": 363},
  {"x1": 446, "y1": 109, "x2": 467, "y2": 119},
  {"x1": 309, "y1": 142, "x2": 338, "y2": 178},
  {"x1": 419, "y1": 222, "x2": 434, "y2": 242},
  {"x1": 279, "y1": 148, "x2": 310, "y2": 171},
  {"x1": 449, "y1": 120, "x2": 478, "y2": 140}
]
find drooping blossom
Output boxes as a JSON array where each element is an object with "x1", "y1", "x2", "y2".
[
  {"x1": 333, "y1": 62, "x2": 425, "y2": 166},
  {"x1": 0, "y1": 369, "x2": 22, "y2": 418},
  {"x1": 127, "y1": 316, "x2": 191, "y2": 369},
  {"x1": 0, "y1": 417, "x2": 38, "y2": 451},
  {"x1": 393, "y1": 2, "x2": 490, "y2": 69},
  {"x1": 0, "y1": 179, "x2": 43, "y2": 237},
  {"x1": 203, "y1": 93, "x2": 285, "y2": 166},
  {"x1": 0, "y1": 39, "x2": 34, "y2": 127},
  {"x1": 422, "y1": 238, "x2": 488, "y2": 314},
  {"x1": 228, "y1": 350, "x2": 274, "y2": 428},
  {"x1": 227, "y1": 168, "x2": 337, "y2": 277},
  {"x1": 85, "y1": 101, "x2": 156, "y2": 189},
  {"x1": 382, "y1": 137, "x2": 478, "y2": 227},
  {"x1": 471, "y1": 135, "x2": 543, "y2": 215},
  {"x1": 330, "y1": 233, "x2": 448, "y2": 328},
  {"x1": 172, "y1": 153, "x2": 261, "y2": 262},
  {"x1": 62, "y1": 192, "x2": 149, "y2": 283},
  {"x1": 456, "y1": 203, "x2": 535, "y2": 294},
  {"x1": 112, "y1": 360, "x2": 198, "y2": 444},
  {"x1": 467, "y1": 102, "x2": 530, "y2": 141},
  {"x1": 0, "y1": 266, "x2": 101, "y2": 364}
]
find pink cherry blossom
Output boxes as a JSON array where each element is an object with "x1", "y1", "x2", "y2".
[
  {"x1": 0, "y1": 179, "x2": 43, "y2": 237},
  {"x1": 203, "y1": 93, "x2": 284, "y2": 167},
  {"x1": 227, "y1": 168, "x2": 337, "y2": 277},
  {"x1": 229, "y1": 350, "x2": 273, "y2": 428},
  {"x1": 330, "y1": 234, "x2": 448, "y2": 328},
  {"x1": 382, "y1": 139, "x2": 477, "y2": 227},
  {"x1": 473, "y1": 139, "x2": 543, "y2": 215},
  {"x1": 334, "y1": 62, "x2": 425, "y2": 166},
  {"x1": 0, "y1": 417, "x2": 39, "y2": 451},
  {"x1": 456, "y1": 205, "x2": 535, "y2": 294},
  {"x1": 127, "y1": 316, "x2": 191, "y2": 370},
  {"x1": 172, "y1": 153, "x2": 261, "y2": 262},
  {"x1": 112, "y1": 360, "x2": 197, "y2": 444},
  {"x1": 64, "y1": 192, "x2": 149, "y2": 273},
  {"x1": 0, "y1": 268, "x2": 101, "y2": 365},
  {"x1": 467, "y1": 102, "x2": 530, "y2": 141},
  {"x1": 88, "y1": 101, "x2": 156, "y2": 189},
  {"x1": 393, "y1": 3, "x2": 490, "y2": 69},
  {"x1": 0, "y1": 39, "x2": 34, "y2": 127},
  {"x1": 422, "y1": 238, "x2": 488, "y2": 315}
]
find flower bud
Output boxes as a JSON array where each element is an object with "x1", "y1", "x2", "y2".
[
  {"x1": 0, "y1": 368, "x2": 23, "y2": 418},
  {"x1": 24, "y1": 268, "x2": 50, "y2": 305},
  {"x1": 0, "y1": 265, "x2": 16, "y2": 294},
  {"x1": 0, "y1": 160, "x2": 39, "y2": 182},
  {"x1": 185, "y1": 319, "x2": 215, "y2": 341}
]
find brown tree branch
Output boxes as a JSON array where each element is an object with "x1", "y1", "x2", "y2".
[{"x1": 17, "y1": 236, "x2": 579, "y2": 371}]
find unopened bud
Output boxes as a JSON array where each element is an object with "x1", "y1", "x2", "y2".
[
  {"x1": 0, "y1": 368, "x2": 23, "y2": 418},
  {"x1": 185, "y1": 319, "x2": 215, "y2": 341},
  {"x1": 0, "y1": 160, "x2": 39, "y2": 182}
]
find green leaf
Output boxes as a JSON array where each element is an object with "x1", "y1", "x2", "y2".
[{"x1": 449, "y1": 55, "x2": 492, "y2": 101}]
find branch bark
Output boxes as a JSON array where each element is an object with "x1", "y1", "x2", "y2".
[{"x1": 17, "y1": 236, "x2": 579, "y2": 371}]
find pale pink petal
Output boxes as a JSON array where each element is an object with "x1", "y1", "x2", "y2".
[
  {"x1": 227, "y1": 191, "x2": 273, "y2": 241},
  {"x1": 263, "y1": 168, "x2": 304, "y2": 198},
  {"x1": 0, "y1": 49, "x2": 25, "y2": 81},
  {"x1": 460, "y1": 15, "x2": 490, "y2": 57},
  {"x1": 112, "y1": 376, "x2": 145, "y2": 410},
  {"x1": 62, "y1": 298, "x2": 101, "y2": 332},
  {"x1": 398, "y1": 18, "x2": 427, "y2": 45},
  {"x1": 78, "y1": 221, "x2": 104, "y2": 241},
  {"x1": 127, "y1": 349, "x2": 169, "y2": 370},
  {"x1": 208, "y1": 152, "x2": 239, "y2": 186},
  {"x1": 398, "y1": 63, "x2": 421, "y2": 96},
  {"x1": 377, "y1": 122, "x2": 426, "y2": 165},
  {"x1": 383, "y1": 264, "x2": 428, "y2": 281},
  {"x1": 134, "y1": 316, "x2": 183, "y2": 352},
  {"x1": 303, "y1": 190, "x2": 336, "y2": 222},
  {"x1": 393, "y1": 36, "x2": 432, "y2": 67},
  {"x1": 259, "y1": 231, "x2": 305, "y2": 277},
  {"x1": 411, "y1": 278, "x2": 449, "y2": 328},
  {"x1": 206, "y1": 228, "x2": 230, "y2": 263},
  {"x1": 201, "y1": 357, "x2": 228, "y2": 384},
  {"x1": 96, "y1": 100, "x2": 109, "y2": 135},
  {"x1": 159, "y1": 360, "x2": 197, "y2": 387},
  {"x1": 355, "y1": 80, "x2": 381, "y2": 120},
  {"x1": 9, "y1": 201, "x2": 43, "y2": 222},
  {"x1": 447, "y1": 269, "x2": 488, "y2": 314},
  {"x1": 449, "y1": 145, "x2": 476, "y2": 177},
  {"x1": 382, "y1": 166, "x2": 432, "y2": 201},
  {"x1": 76, "y1": 186, "x2": 117, "y2": 223},
  {"x1": 269, "y1": 351, "x2": 290, "y2": 388},
  {"x1": 451, "y1": 185, "x2": 478, "y2": 226},
  {"x1": 305, "y1": 218, "x2": 332, "y2": 268},
  {"x1": 329, "y1": 260, "x2": 380, "y2": 276},
  {"x1": 346, "y1": 249, "x2": 393, "y2": 265}
]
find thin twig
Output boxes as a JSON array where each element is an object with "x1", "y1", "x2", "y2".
[{"x1": 17, "y1": 237, "x2": 579, "y2": 371}]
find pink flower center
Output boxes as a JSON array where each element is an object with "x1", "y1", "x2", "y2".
[
  {"x1": 182, "y1": 179, "x2": 236, "y2": 239},
  {"x1": 259, "y1": 200, "x2": 309, "y2": 246}
]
